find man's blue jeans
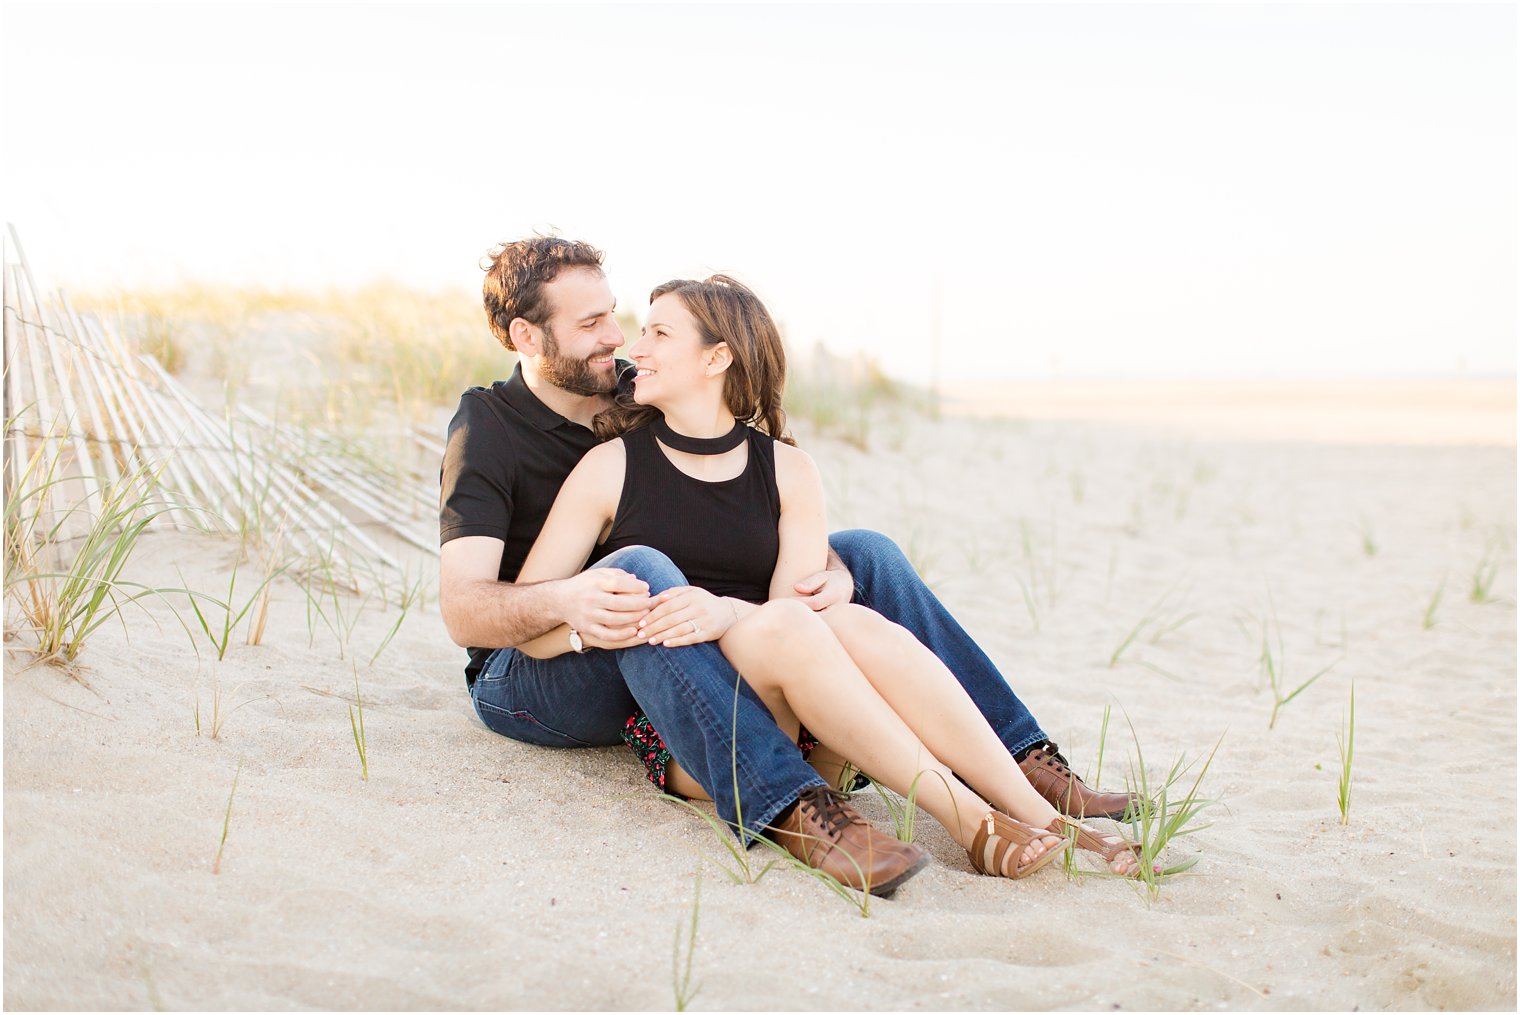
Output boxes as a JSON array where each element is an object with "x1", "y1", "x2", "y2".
[{"x1": 471, "y1": 531, "x2": 1048, "y2": 843}]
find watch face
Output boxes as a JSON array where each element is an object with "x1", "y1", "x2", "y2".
[{"x1": 569, "y1": 629, "x2": 584, "y2": 653}]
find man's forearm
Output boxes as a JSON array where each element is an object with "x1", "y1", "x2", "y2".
[
  {"x1": 826, "y1": 546, "x2": 851, "y2": 580},
  {"x1": 440, "y1": 577, "x2": 565, "y2": 649},
  {"x1": 517, "y1": 623, "x2": 574, "y2": 659}
]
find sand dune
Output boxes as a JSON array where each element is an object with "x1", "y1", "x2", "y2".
[{"x1": 5, "y1": 390, "x2": 1515, "y2": 1010}]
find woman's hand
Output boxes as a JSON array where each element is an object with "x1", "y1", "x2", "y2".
[
  {"x1": 580, "y1": 626, "x2": 653, "y2": 652},
  {"x1": 791, "y1": 566, "x2": 854, "y2": 611},
  {"x1": 638, "y1": 586, "x2": 739, "y2": 647}
]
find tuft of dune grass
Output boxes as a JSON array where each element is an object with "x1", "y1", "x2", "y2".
[
  {"x1": 78, "y1": 286, "x2": 920, "y2": 443},
  {"x1": 75, "y1": 284, "x2": 504, "y2": 426}
]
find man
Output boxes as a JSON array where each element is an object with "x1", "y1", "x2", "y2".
[{"x1": 439, "y1": 236, "x2": 1133, "y2": 897}]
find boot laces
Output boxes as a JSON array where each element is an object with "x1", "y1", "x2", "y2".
[
  {"x1": 1036, "y1": 743, "x2": 1074, "y2": 778},
  {"x1": 799, "y1": 786, "x2": 862, "y2": 838}
]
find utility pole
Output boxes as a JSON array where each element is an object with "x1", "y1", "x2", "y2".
[{"x1": 929, "y1": 271, "x2": 942, "y2": 418}]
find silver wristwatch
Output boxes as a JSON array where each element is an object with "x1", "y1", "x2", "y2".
[{"x1": 567, "y1": 628, "x2": 588, "y2": 654}]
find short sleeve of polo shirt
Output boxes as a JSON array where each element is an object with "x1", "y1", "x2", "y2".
[{"x1": 439, "y1": 389, "x2": 516, "y2": 545}]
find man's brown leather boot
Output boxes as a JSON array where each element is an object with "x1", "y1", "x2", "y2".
[
  {"x1": 767, "y1": 786, "x2": 929, "y2": 897},
  {"x1": 1018, "y1": 743, "x2": 1140, "y2": 821}
]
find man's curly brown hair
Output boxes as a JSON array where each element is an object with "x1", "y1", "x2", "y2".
[{"x1": 481, "y1": 236, "x2": 605, "y2": 350}]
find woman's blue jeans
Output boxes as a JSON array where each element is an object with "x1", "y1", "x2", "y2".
[{"x1": 470, "y1": 530, "x2": 1048, "y2": 844}]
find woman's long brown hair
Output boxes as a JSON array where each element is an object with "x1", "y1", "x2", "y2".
[{"x1": 593, "y1": 275, "x2": 796, "y2": 447}]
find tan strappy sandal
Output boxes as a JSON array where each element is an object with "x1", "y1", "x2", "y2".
[
  {"x1": 1047, "y1": 815, "x2": 1146, "y2": 876},
  {"x1": 968, "y1": 811, "x2": 1068, "y2": 879}
]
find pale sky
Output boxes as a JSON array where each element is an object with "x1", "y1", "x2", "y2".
[{"x1": 3, "y1": 2, "x2": 1515, "y2": 381}]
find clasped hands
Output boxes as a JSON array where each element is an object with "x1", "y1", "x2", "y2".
[{"x1": 557, "y1": 564, "x2": 854, "y2": 651}]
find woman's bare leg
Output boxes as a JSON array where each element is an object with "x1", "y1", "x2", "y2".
[
  {"x1": 820, "y1": 603, "x2": 1137, "y2": 875},
  {"x1": 666, "y1": 763, "x2": 710, "y2": 801},
  {"x1": 817, "y1": 604, "x2": 1055, "y2": 820},
  {"x1": 805, "y1": 743, "x2": 858, "y2": 792},
  {"x1": 715, "y1": 600, "x2": 1061, "y2": 863}
]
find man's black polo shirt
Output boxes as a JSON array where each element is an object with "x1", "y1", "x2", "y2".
[{"x1": 439, "y1": 360, "x2": 635, "y2": 684}]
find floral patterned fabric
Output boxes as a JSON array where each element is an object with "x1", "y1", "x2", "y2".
[{"x1": 622, "y1": 709, "x2": 867, "y2": 796}]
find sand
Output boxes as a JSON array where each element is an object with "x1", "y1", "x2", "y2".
[{"x1": 4, "y1": 380, "x2": 1516, "y2": 1011}]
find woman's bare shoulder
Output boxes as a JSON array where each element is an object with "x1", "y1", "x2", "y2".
[
  {"x1": 772, "y1": 440, "x2": 822, "y2": 488},
  {"x1": 773, "y1": 439, "x2": 817, "y2": 466},
  {"x1": 580, "y1": 437, "x2": 627, "y2": 467},
  {"x1": 564, "y1": 438, "x2": 627, "y2": 491}
]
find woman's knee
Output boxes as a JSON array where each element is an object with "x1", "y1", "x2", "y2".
[
  {"x1": 727, "y1": 600, "x2": 832, "y2": 682},
  {"x1": 821, "y1": 601, "x2": 876, "y2": 627},
  {"x1": 591, "y1": 544, "x2": 688, "y2": 593},
  {"x1": 823, "y1": 602, "x2": 907, "y2": 643},
  {"x1": 743, "y1": 598, "x2": 821, "y2": 643}
]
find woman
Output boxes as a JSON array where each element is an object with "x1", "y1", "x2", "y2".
[{"x1": 514, "y1": 275, "x2": 1140, "y2": 880}]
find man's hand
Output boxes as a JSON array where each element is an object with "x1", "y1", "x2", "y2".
[
  {"x1": 638, "y1": 586, "x2": 738, "y2": 647},
  {"x1": 558, "y1": 567, "x2": 652, "y2": 644},
  {"x1": 792, "y1": 567, "x2": 854, "y2": 611}
]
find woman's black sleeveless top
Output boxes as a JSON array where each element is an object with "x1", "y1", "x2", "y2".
[{"x1": 593, "y1": 423, "x2": 780, "y2": 604}]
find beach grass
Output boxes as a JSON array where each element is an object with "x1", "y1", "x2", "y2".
[
  {"x1": 296, "y1": 538, "x2": 368, "y2": 656},
  {"x1": 783, "y1": 345, "x2": 930, "y2": 451},
  {"x1": 1058, "y1": 816, "x2": 1085, "y2": 880},
  {"x1": 116, "y1": 304, "x2": 188, "y2": 375},
  {"x1": 139, "y1": 962, "x2": 166, "y2": 1012},
  {"x1": 348, "y1": 665, "x2": 368, "y2": 781},
  {"x1": 868, "y1": 769, "x2": 937, "y2": 844},
  {"x1": 82, "y1": 280, "x2": 917, "y2": 446},
  {"x1": 78, "y1": 283, "x2": 503, "y2": 425},
  {"x1": 1257, "y1": 592, "x2": 1341, "y2": 729},
  {"x1": 1062, "y1": 704, "x2": 1115, "y2": 882},
  {"x1": 1336, "y1": 682, "x2": 1355, "y2": 825},
  {"x1": 1120, "y1": 717, "x2": 1224, "y2": 900},
  {"x1": 1357, "y1": 515, "x2": 1378, "y2": 557},
  {"x1": 657, "y1": 794, "x2": 780, "y2": 886},
  {"x1": 368, "y1": 570, "x2": 427, "y2": 665},
  {"x1": 222, "y1": 417, "x2": 298, "y2": 568},
  {"x1": 1092, "y1": 704, "x2": 1113, "y2": 788},
  {"x1": 1013, "y1": 514, "x2": 1060, "y2": 632},
  {"x1": 1110, "y1": 580, "x2": 1197, "y2": 668},
  {"x1": 322, "y1": 283, "x2": 505, "y2": 419},
  {"x1": 1470, "y1": 543, "x2": 1501, "y2": 603},
  {"x1": 4, "y1": 449, "x2": 184, "y2": 666},
  {"x1": 1423, "y1": 577, "x2": 1446, "y2": 630},
  {"x1": 672, "y1": 871, "x2": 703, "y2": 1012},
  {"x1": 3, "y1": 418, "x2": 64, "y2": 587},
  {"x1": 192, "y1": 676, "x2": 267, "y2": 740},
  {"x1": 1109, "y1": 613, "x2": 1148, "y2": 669},
  {"x1": 180, "y1": 559, "x2": 288, "y2": 662},
  {"x1": 212, "y1": 757, "x2": 243, "y2": 875}
]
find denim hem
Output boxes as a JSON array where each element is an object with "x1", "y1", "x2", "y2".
[
  {"x1": 644, "y1": 646, "x2": 763, "y2": 797},
  {"x1": 635, "y1": 639, "x2": 826, "y2": 847},
  {"x1": 1007, "y1": 729, "x2": 1049, "y2": 759},
  {"x1": 737, "y1": 772, "x2": 830, "y2": 849}
]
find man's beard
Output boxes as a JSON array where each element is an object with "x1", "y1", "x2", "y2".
[{"x1": 538, "y1": 325, "x2": 618, "y2": 396}]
